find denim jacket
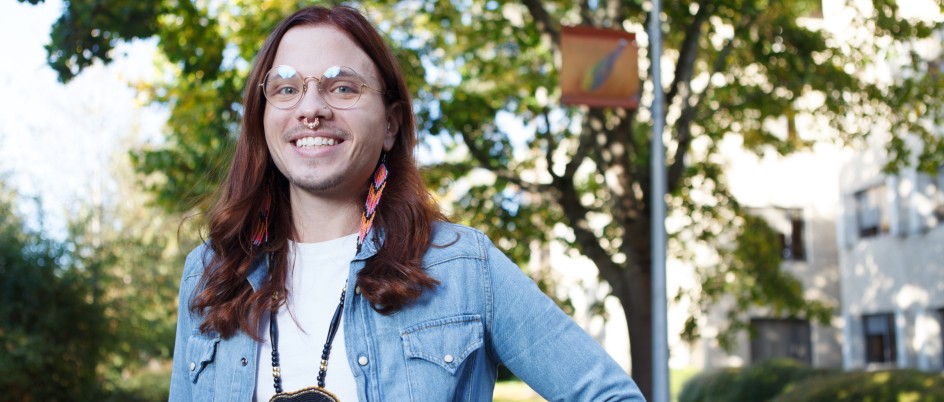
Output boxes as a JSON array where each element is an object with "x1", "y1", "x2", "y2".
[{"x1": 169, "y1": 222, "x2": 645, "y2": 401}]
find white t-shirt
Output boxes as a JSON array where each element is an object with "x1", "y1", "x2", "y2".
[{"x1": 255, "y1": 234, "x2": 359, "y2": 401}]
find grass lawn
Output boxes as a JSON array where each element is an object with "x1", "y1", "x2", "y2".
[
  {"x1": 493, "y1": 380, "x2": 545, "y2": 402},
  {"x1": 493, "y1": 367, "x2": 700, "y2": 402}
]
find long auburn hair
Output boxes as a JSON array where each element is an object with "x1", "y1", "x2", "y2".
[{"x1": 192, "y1": 6, "x2": 443, "y2": 339}]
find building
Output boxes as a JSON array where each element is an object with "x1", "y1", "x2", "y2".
[
  {"x1": 677, "y1": 140, "x2": 846, "y2": 370},
  {"x1": 837, "y1": 139, "x2": 944, "y2": 371},
  {"x1": 680, "y1": 0, "x2": 944, "y2": 374}
]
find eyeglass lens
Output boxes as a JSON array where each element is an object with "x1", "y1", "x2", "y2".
[{"x1": 262, "y1": 65, "x2": 370, "y2": 110}]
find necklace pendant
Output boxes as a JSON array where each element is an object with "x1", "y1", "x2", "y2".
[{"x1": 269, "y1": 386, "x2": 339, "y2": 402}]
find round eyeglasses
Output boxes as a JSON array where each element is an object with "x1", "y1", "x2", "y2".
[{"x1": 260, "y1": 65, "x2": 385, "y2": 110}]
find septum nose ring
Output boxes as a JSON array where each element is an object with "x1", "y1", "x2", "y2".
[{"x1": 303, "y1": 117, "x2": 320, "y2": 130}]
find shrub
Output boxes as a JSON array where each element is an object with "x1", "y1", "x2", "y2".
[
  {"x1": 0, "y1": 186, "x2": 108, "y2": 402},
  {"x1": 771, "y1": 369, "x2": 944, "y2": 402},
  {"x1": 678, "y1": 358, "x2": 831, "y2": 402}
]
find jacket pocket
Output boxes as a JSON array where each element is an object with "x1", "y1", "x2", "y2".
[
  {"x1": 186, "y1": 333, "x2": 221, "y2": 384},
  {"x1": 400, "y1": 314, "x2": 483, "y2": 375}
]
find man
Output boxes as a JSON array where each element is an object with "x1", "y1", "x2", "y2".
[{"x1": 170, "y1": 5, "x2": 645, "y2": 402}]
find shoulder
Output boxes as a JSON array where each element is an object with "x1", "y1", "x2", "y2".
[
  {"x1": 430, "y1": 221, "x2": 484, "y2": 242},
  {"x1": 425, "y1": 221, "x2": 490, "y2": 263},
  {"x1": 424, "y1": 222, "x2": 522, "y2": 278},
  {"x1": 183, "y1": 242, "x2": 215, "y2": 280}
]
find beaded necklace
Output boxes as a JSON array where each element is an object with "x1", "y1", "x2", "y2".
[
  {"x1": 263, "y1": 155, "x2": 388, "y2": 402},
  {"x1": 268, "y1": 280, "x2": 347, "y2": 402}
]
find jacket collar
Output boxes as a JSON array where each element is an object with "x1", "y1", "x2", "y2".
[
  {"x1": 354, "y1": 225, "x2": 384, "y2": 261},
  {"x1": 247, "y1": 254, "x2": 268, "y2": 292}
]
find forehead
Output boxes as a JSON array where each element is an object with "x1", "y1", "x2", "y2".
[{"x1": 272, "y1": 25, "x2": 378, "y2": 80}]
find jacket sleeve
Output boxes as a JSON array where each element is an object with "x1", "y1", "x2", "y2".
[
  {"x1": 168, "y1": 245, "x2": 207, "y2": 401},
  {"x1": 483, "y1": 237, "x2": 647, "y2": 402}
]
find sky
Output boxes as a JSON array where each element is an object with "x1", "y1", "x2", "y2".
[{"x1": 0, "y1": 0, "x2": 165, "y2": 238}]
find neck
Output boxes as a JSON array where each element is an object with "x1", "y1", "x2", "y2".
[{"x1": 288, "y1": 187, "x2": 362, "y2": 243}]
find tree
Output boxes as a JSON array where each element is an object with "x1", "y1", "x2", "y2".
[
  {"x1": 0, "y1": 182, "x2": 107, "y2": 401},
  {"x1": 30, "y1": 0, "x2": 944, "y2": 398},
  {"x1": 0, "y1": 162, "x2": 185, "y2": 402},
  {"x1": 62, "y1": 143, "x2": 196, "y2": 399}
]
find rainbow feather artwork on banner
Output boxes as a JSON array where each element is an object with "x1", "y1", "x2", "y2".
[
  {"x1": 560, "y1": 26, "x2": 639, "y2": 109},
  {"x1": 580, "y1": 39, "x2": 629, "y2": 93}
]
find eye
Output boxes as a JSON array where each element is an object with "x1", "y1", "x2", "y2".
[
  {"x1": 276, "y1": 85, "x2": 299, "y2": 95},
  {"x1": 326, "y1": 80, "x2": 362, "y2": 96},
  {"x1": 265, "y1": 77, "x2": 302, "y2": 98}
]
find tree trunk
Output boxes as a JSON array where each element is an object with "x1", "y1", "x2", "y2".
[{"x1": 613, "y1": 264, "x2": 653, "y2": 400}]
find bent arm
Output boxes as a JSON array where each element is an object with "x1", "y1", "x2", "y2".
[{"x1": 484, "y1": 240, "x2": 646, "y2": 402}]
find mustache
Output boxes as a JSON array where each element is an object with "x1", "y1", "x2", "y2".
[{"x1": 283, "y1": 124, "x2": 349, "y2": 141}]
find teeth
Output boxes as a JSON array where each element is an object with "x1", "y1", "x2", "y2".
[{"x1": 295, "y1": 137, "x2": 338, "y2": 148}]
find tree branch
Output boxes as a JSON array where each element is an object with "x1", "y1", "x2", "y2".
[
  {"x1": 552, "y1": 175, "x2": 628, "y2": 294},
  {"x1": 589, "y1": 108, "x2": 640, "y2": 226},
  {"x1": 579, "y1": 0, "x2": 593, "y2": 25},
  {"x1": 522, "y1": 0, "x2": 560, "y2": 46},
  {"x1": 539, "y1": 107, "x2": 560, "y2": 181},
  {"x1": 668, "y1": 13, "x2": 756, "y2": 192},
  {"x1": 665, "y1": 1, "x2": 712, "y2": 107},
  {"x1": 459, "y1": 129, "x2": 546, "y2": 193},
  {"x1": 563, "y1": 128, "x2": 593, "y2": 179}
]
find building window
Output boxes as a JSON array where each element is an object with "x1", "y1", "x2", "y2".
[
  {"x1": 750, "y1": 207, "x2": 806, "y2": 261},
  {"x1": 750, "y1": 318, "x2": 811, "y2": 364},
  {"x1": 855, "y1": 185, "x2": 890, "y2": 238},
  {"x1": 778, "y1": 208, "x2": 805, "y2": 261},
  {"x1": 863, "y1": 313, "x2": 897, "y2": 364}
]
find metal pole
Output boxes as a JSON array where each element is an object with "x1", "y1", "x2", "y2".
[{"x1": 648, "y1": 0, "x2": 670, "y2": 401}]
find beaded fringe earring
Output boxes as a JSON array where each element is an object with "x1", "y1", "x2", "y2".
[
  {"x1": 357, "y1": 152, "x2": 389, "y2": 253},
  {"x1": 252, "y1": 191, "x2": 272, "y2": 247}
]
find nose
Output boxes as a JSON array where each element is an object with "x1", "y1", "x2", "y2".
[{"x1": 295, "y1": 77, "x2": 332, "y2": 124}]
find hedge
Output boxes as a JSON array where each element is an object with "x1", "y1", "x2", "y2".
[
  {"x1": 771, "y1": 369, "x2": 944, "y2": 402},
  {"x1": 679, "y1": 360, "x2": 944, "y2": 402},
  {"x1": 678, "y1": 358, "x2": 830, "y2": 402}
]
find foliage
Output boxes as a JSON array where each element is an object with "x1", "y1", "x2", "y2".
[
  {"x1": 28, "y1": 0, "x2": 944, "y2": 398},
  {"x1": 65, "y1": 203, "x2": 184, "y2": 375},
  {"x1": 770, "y1": 369, "x2": 944, "y2": 402},
  {"x1": 0, "y1": 182, "x2": 107, "y2": 401},
  {"x1": 677, "y1": 358, "x2": 833, "y2": 402},
  {"x1": 99, "y1": 363, "x2": 172, "y2": 402},
  {"x1": 0, "y1": 157, "x2": 184, "y2": 402},
  {"x1": 679, "y1": 362, "x2": 944, "y2": 402},
  {"x1": 681, "y1": 214, "x2": 833, "y2": 349},
  {"x1": 0, "y1": 87, "x2": 188, "y2": 402},
  {"x1": 61, "y1": 141, "x2": 195, "y2": 398}
]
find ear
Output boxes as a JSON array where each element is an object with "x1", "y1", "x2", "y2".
[{"x1": 383, "y1": 103, "x2": 401, "y2": 151}]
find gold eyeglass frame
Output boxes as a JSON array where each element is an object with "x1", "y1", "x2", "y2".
[{"x1": 259, "y1": 65, "x2": 385, "y2": 110}]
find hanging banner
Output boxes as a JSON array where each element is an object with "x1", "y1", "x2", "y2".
[{"x1": 560, "y1": 26, "x2": 639, "y2": 109}]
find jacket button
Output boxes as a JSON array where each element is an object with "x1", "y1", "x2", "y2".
[
  {"x1": 241, "y1": 357, "x2": 248, "y2": 366},
  {"x1": 358, "y1": 356, "x2": 369, "y2": 366},
  {"x1": 189, "y1": 362, "x2": 196, "y2": 371},
  {"x1": 444, "y1": 354, "x2": 454, "y2": 363},
  {"x1": 354, "y1": 286, "x2": 361, "y2": 295}
]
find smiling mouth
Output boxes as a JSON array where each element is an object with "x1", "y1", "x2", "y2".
[{"x1": 294, "y1": 136, "x2": 341, "y2": 149}]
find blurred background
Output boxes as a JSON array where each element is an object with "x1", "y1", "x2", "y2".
[{"x1": 2, "y1": 0, "x2": 943, "y2": 401}]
